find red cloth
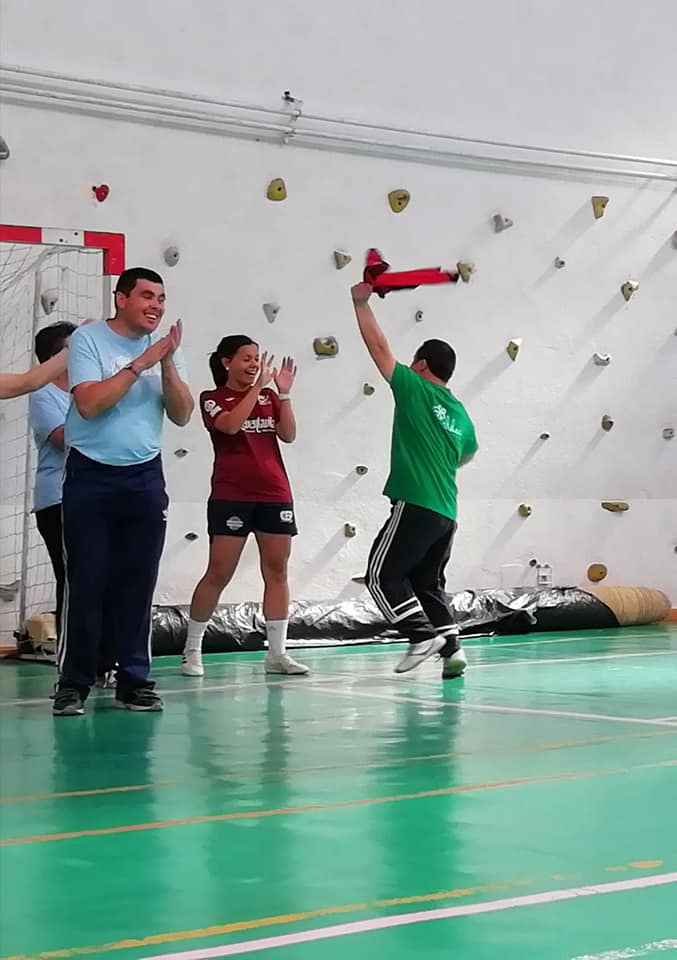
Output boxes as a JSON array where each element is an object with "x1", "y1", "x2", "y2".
[
  {"x1": 200, "y1": 387, "x2": 292, "y2": 502},
  {"x1": 363, "y1": 248, "x2": 459, "y2": 298}
]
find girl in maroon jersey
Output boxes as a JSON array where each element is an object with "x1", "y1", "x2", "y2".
[{"x1": 182, "y1": 335, "x2": 308, "y2": 676}]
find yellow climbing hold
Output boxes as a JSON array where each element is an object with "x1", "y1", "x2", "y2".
[
  {"x1": 587, "y1": 563, "x2": 608, "y2": 582},
  {"x1": 457, "y1": 260, "x2": 475, "y2": 283},
  {"x1": 506, "y1": 339, "x2": 522, "y2": 362},
  {"x1": 591, "y1": 196, "x2": 609, "y2": 219},
  {"x1": 267, "y1": 178, "x2": 287, "y2": 201},
  {"x1": 313, "y1": 337, "x2": 339, "y2": 358},
  {"x1": 388, "y1": 189, "x2": 410, "y2": 213}
]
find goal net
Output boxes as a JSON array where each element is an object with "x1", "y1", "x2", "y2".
[{"x1": 0, "y1": 236, "x2": 114, "y2": 650}]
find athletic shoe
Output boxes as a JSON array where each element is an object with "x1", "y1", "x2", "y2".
[
  {"x1": 53, "y1": 688, "x2": 85, "y2": 716},
  {"x1": 442, "y1": 647, "x2": 468, "y2": 679},
  {"x1": 114, "y1": 688, "x2": 164, "y2": 712},
  {"x1": 264, "y1": 653, "x2": 310, "y2": 676},
  {"x1": 394, "y1": 635, "x2": 446, "y2": 674},
  {"x1": 181, "y1": 649, "x2": 204, "y2": 677}
]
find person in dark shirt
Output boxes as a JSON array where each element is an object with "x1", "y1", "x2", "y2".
[{"x1": 183, "y1": 335, "x2": 307, "y2": 677}]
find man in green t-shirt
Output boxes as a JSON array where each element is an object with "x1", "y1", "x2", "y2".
[{"x1": 351, "y1": 282, "x2": 478, "y2": 676}]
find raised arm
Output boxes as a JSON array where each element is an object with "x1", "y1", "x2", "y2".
[
  {"x1": 274, "y1": 357, "x2": 297, "y2": 443},
  {"x1": 351, "y1": 283, "x2": 397, "y2": 382},
  {"x1": 0, "y1": 350, "x2": 68, "y2": 400},
  {"x1": 160, "y1": 322, "x2": 194, "y2": 427}
]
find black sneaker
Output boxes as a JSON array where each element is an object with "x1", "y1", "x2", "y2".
[
  {"x1": 114, "y1": 688, "x2": 164, "y2": 712},
  {"x1": 53, "y1": 688, "x2": 85, "y2": 716}
]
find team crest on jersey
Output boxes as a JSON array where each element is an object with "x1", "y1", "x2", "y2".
[
  {"x1": 258, "y1": 393, "x2": 271, "y2": 405},
  {"x1": 203, "y1": 399, "x2": 222, "y2": 418}
]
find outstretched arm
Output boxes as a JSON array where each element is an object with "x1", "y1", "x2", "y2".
[
  {"x1": 351, "y1": 284, "x2": 397, "y2": 382},
  {"x1": 0, "y1": 350, "x2": 68, "y2": 400}
]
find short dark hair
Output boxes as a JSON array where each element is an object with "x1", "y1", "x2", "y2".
[
  {"x1": 209, "y1": 335, "x2": 258, "y2": 387},
  {"x1": 34, "y1": 322, "x2": 77, "y2": 363},
  {"x1": 414, "y1": 339, "x2": 456, "y2": 382},
  {"x1": 114, "y1": 267, "x2": 164, "y2": 297}
]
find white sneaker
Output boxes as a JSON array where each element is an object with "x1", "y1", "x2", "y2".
[
  {"x1": 181, "y1": 649, "x2": 204, "y2": 677},
  {"x1": 394, "y1": 635, "x2": 446, "y2": 674},
  {"x1": 442, "y1": 647, "x2": 468, "y2": 678},
  {"x1": 264, "y1": 653, "x2": 310, "y2": 676}
]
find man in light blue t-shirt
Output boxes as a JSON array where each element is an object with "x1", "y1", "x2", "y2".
[
  {"x1": 28, "y1": 322, "x2": 77, "y2": 642},
  {"x1": 55, "y1": 267, "x2": 194, "y2": 717}
]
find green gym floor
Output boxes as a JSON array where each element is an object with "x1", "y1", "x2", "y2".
[{"x1": 1, "y1": 626, "x2": 676, "y2": 960}]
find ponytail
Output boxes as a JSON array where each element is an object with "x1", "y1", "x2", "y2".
[
  {"x1": 209, "y1": 351, "x2": 228, "y2": 387},
  {"x1": 209, "y1": 335, "x2": 257, "y2": 388}
]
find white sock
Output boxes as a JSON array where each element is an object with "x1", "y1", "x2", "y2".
[
  {"x1": 266, "y1": 619, "x2": 288, "y2": 657},
  {"x1": 185, "y1": 618, "x2": 208, "y2": 653}
]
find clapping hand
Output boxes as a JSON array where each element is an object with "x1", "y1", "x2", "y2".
[
  {"x1": 274, "y1": 357, "x2": 297, "y2": 395},
  {"x1": 255, "y1": 351, "x2": 278, "y2": 389}
]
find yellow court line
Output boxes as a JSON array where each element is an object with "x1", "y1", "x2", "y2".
[
  {"x1": 2, "y1": 727, "x2": 675, "y2": 806},
  {"x1": 1, "y1": 759, "x2": 676, "y2": 847},
  {"x1": 0, "y1": 860, "x2": 665, "y2": 960}
]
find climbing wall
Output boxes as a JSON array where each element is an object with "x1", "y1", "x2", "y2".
[{"x1": 1, "y1": 0, "x2": 676, "y2": 609}]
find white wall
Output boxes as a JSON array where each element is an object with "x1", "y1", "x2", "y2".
[{"x1": 1, "y1": 0, "x2": 676, "y2": 606}]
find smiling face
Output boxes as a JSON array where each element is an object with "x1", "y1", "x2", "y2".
[
  {"x1": 115, "y1": 279, "x2": 166, "y2": 334},
  {"x1": 224, "y1": 343, "x2": 260, "y2": 390}
]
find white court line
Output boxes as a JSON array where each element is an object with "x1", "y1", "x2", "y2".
[
  {"x1": 0, "y1": 674, "x2": 351, "y2": 709},
  {"x1": 147, "y1": 634, "x2": 677, "y2": 679},
  {"x1": 3, "y1": 643, "x2": 675, "y2": 708},
  {"x1": 5, "y1": 630, "x2": 674, "y2": 685},
  {"x1": 449, "y1": 650, "x2": 677, "y2": 670},
  {"x1": 141, "y1": 872, "x2": 677, "y2": 960},
  {"x1": 307, "y1": 684, "x2": 677, "y2": 729},
  {"x1": 571, "y1": 940, "x2": 677, "y2": 959}
]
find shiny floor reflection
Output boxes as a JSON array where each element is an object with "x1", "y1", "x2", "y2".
[{"x1": 1, "y1": 624, "x2": 676, "y2": 960}]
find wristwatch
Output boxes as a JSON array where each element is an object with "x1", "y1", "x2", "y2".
[{"x1": 123, "y1": 362, "x2": 141, "y2": 377}]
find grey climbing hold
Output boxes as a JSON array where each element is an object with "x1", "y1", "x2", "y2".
[
  {"x1": 333, "y1": 251, "x2": 352, "y2": 270},
  {"x1": 40, "y1": 289, "x2": 59, "y2": 315},
  {"x1": 263, "y1": 302, "x2": 280, "y2": 323},
  {"x1": 163, "y1": 246, "x2": 180, "y2": 267},
  {"x1": 493, "y1": 213, "x2": 514, "y2": 232}
]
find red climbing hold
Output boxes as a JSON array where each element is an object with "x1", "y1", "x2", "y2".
[{"x1": 93, "y1": 184, "x2": 110, "y2": 202}]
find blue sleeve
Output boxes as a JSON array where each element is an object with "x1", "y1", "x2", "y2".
[
  {"x1": 68, "y1": 329, "x2": 104, "y2": 388},
  {"x1": 29, "y1": 389, "x2": 65, "y2": 445}
]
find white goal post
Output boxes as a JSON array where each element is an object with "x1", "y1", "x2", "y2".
[{"x1": 0, "y1": 224, "x2": 125, "y2": 648}]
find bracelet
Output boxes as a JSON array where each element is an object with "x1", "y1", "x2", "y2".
[
  {"x1": 124, "y1": 363, "x2": 140, "y2": 378},
  {"x1": 278, "y1": 393, "x2": 291, "y2": 401}
]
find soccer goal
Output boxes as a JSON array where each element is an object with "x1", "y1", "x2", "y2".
[{"x1": 0, "y1": 225, "x2": 125, "y2": 650}]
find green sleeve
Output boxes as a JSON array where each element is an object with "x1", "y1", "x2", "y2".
[
  {"x1": 389, "y1": 362, "x2": 416, "y2": 402},
  {"x1": 464, "y1": 421, "x2": 479, "y2": 458}
]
